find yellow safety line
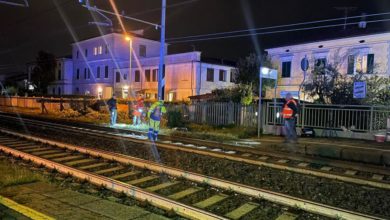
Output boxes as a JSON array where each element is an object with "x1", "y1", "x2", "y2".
[{"x1": 0, "y1": 195, "x2": 55, "y2": 220}]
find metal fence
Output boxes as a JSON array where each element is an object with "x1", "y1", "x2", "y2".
[
  {"x1": 185, "y1": 102, "x2": 258, "y2": 127},
  {"x1": 266, "y1": 102, "x2": 390, "y2": 132}
]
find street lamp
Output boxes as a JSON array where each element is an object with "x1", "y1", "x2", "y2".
[
  {"x1": 258, "y1": 67, "x2": 278, "y2": 138},
  {"x1": 125, "y1": 36, "x2": 133, "y2": 85}
]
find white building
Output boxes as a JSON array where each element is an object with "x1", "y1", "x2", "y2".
[
  {"x1": 48, "y1": 33, "x2": 236, "y2": 101},
  {"x1": 47, "y1": 58, "x2": 73, "y2": 95},
  {"x1": 266, "y1": 32, "x2": 390, "y2": 100}
]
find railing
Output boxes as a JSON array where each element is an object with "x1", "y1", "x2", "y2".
[
  {"x1": 266, "y1": 102, "x2": 390, "y2": 132},
  {"x1": 186, "y1": 102, "x2": 258, "y2": 127}
]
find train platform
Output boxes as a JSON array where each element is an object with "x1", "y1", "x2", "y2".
[
  {"x1": 0, "y1": 181, "x2": 169, "y2": 220},
  {"x1": 240, "y1": 136, "x2": 390, "y2": 165}
]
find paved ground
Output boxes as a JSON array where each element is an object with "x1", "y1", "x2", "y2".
[{"x1": 0, "y1": 182, "x2": 169, "y2": 220}]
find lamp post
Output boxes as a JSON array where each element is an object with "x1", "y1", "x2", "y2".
[
  {"x1": 158, "y1": 0, "x2": 166, "y2": 101},
  {"x1": 125, "y1": 36, "x2": 133, "y2": 83},
  {"x1": 258, "y1": 67, "x2": 278, "y2": 138}
]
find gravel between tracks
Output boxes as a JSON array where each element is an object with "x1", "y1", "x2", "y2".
[{"x1": 1, "y1": 121, "x2": 389, "y2": 219}]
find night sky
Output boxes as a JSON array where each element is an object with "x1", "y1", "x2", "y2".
[{"x1": 1, "y1": 0, "x2": 390, "y2": 74}]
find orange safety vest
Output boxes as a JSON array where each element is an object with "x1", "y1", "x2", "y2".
[{"x1": 282, "y1": 99, "x2": 297, "y2": 119}]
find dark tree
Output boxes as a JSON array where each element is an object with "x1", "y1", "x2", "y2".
[
  {"x1": 235, "y1": 53, "x2": 276, "y2": 97},
  {"x1": 31, "y1": 51, "x2": 56, "y2": 94}
]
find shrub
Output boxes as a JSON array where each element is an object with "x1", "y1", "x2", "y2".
[{"x1": 166, "y1": 110, "x2": 185, "y2": 128}]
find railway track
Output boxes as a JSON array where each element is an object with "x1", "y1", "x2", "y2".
[
  {"x1": 0, "y1": 129, "x2": 384, "y2": 220},
  {"x1": 0, "y1": 113, "x2": 389, "y2": 191}
]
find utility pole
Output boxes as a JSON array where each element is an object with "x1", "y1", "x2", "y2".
[
  {"x1": 158, "y1": 0, "x2": 166, "y2": 101},
  {"x1": 335, "y1": 6, "x2": 357, "y2": 30}
]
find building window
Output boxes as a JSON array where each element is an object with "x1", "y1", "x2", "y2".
[
  {"x1": 84, "y1": 68, "x2": 87, "y2": 79},
  {"x1": 76, "y1": 50, "x2": 79, "y2": 59},
  {"x1": 230, "y1": 69, "x2": 236, "y2": 83},
  {"x1": 58, "y1": 87, "x2": 61, "y2": 95},
  {"x1": 76, "y1": 87, "x2": 79, "y2": 94},
  {"x1": 58, "y1": 70, "x2": 61, "y2": 80},
  {"x1": 85, "y1": 49, "x2": 88, "y2": 57},
  {"x1": 315, "y1": 58, "x2": 327, "y2": 68},
  {"x1": 145, "y1": 69, "x2": 151, "y2": 82},
  {"x1": 219, "y1": 70, "x2": 226, "y2": 82},
  {"x1": 105, "y1": 45, "x2": 108, "y2": 54},
  {"x1": 116, "y1": 72, "x2": 121, "y2": 83},
  {"x1": 124, "y1": 73, "x2": 128, "y2": 80},
  {"x1": 76, "y1": 69, "x2": 80, "y2": 80},
  {"x1": 105, "y1": 66, "x2": 109, "y2": 78},
  {"x1": 134, "y1": 70, "x2": 140, "y2": 82},
  {"x1": 152, "y1": 69, "x2": 158, "y2": 82},
  {"x1": 281, "y1": 61, "x2": 291, "y2": 78},
  {"x1": 97, "y1": 66, "x2": 101, "y2": 78},
  {"x1": 52, "y1": 87, "x2": 55, "y2": 95},
  {"x1": 87, "y1": 69, "x2": 91, "y2": 79},
  {"x1": 94, "y1": 46, "x2": 103, "y2": 55},
  {"x1": 347, "y1": 55, "x2": 355, "y2": 75},
  {"x1": 206, "y1": 68, "x2": 214, "y2": 82},
  {"x1": 367, "y1": 54, "x2": 375, "y2": 74},
  {"x1": 139, "y1": 45, "x2": 146, "y2": 57}
]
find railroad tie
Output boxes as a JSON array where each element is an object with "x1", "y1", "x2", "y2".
[
  {"x1": 297, "y1": 162, "x2": 309, "y2": 167},
  {"x1": 65, "y1": 158, "x2": 96, "y2": 166},
  {"x1": 2, "y1": 141, "x2": 28, "y2": 146},
  {"x1": 53, "y1": 155, "x2": 84, "y2": 162},
  {"x1": 193, "y1": 193, "x2": 229, "y2": 209},
  {"x1": 128, "y1": 175, "x2": 159, "y2": 185},
  {"x1": 275, "y1": 211, "x2": 299, "y2": 220},
  {"x1": 277, "y1": 159, "x2": 289, "y2": 163},
  {"x1": 13, "y1": 145, "x2": 40, "y2": 150},
  {"x1": 145, "y1": 181, "x2": 181, "y2": 192},
  {"x1": 345, "y1": 170, "x2": 358, "y2": 176},
  {"x1": 23, "y1": 147, "x2": 52, "y2": 153},
  {"x1": 320, "y1": 166, "x2": 332, "y2": 171},
  {"x1": 5, "y1": 143, "x2": 32, "y2": 147},
  {"x1": 372, "y1": 174, "x2": 384, "y2": 181},
  {"x1": 42, "y1": 152, "x2": 71, "y2": 159},
  {"x1": 94, "y1": 166, "x2": 124, "y2": 175},
  {"x1": 168, "y1": 187, "x2": 204, "y2": 200},
  {"x1": 258, "y1": 156, "x2": 269, "y2": 160},
  {"x1": 78, "y1": 162, "x2": 108, "y2": 170},
  {"x1": 224, "y1": 202, "x2": 259, "y2": 220},
  {"x1": 33, "y1": 150, "x2": 63, "y2": 156},
  {"x1": 110, "y1": 171, "x2": 140, "y2": 180}
]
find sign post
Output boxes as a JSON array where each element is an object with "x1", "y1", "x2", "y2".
[{"x1": 258, "y1": 67, "x2": 278, "y2": 138}]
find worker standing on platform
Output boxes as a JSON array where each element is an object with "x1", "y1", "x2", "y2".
[
  {"x1": 133, "y1": 96, "x2": 144, "y2": 126},
  {"x1": 107, "y1": 95, "x2": 117, "y2": 127},
  {"x1": 147, "y1": 100, "x2": 166, "y2": 141},
  {"x1": 282, "y1": 93, "x2": 298, "y2": 143}
]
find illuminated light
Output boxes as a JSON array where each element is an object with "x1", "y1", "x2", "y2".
[
  {"x1": 123, "y1": 86, "x2": 129, "y2": 90},
  {"x1": 261, "y1": 67, "x2": 270, "y2": 75},
  {"x1": 97, "y1": 87, "x2": 103, "y2": 92},
  {"x1": 255, "y1": 112, "x2": 258, "y2": 116},
  {"x1": 276, "y1": 112, "x2": 280, "y2": 118},
  {"x1": 125, "y1": 36, "x2": 131, "y2": 41}
]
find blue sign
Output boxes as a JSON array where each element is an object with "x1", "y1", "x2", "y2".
[
  {"x1": 353, "y1": 82, "x2": 366, "y2": 99},
  {"x1": 280, "y1": 91, "x2": 299, "y2": 99},
  {"x1": 301, "y1": 57, "x2": 309, "y2": 71}
]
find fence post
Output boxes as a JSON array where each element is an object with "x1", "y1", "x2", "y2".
[
  {"x1": 201, "y1": 102, "x2": 207, "y2": 123},
  {"x1": 227, "y1": 101, "x2": 234, "y2": 124},
  {"x1": 369, "y1": 106, "x2": 374, "y2": 133}
]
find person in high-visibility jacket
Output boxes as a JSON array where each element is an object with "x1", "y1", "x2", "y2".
[
  {"x1": 282, "y1": 93, "x2": 298, "y2": 143},
  {"x1": 147, "y1": 100, "x2": 166, "y2": 141}
]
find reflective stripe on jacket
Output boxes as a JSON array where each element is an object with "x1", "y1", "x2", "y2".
[{"x1": 282, "y1": 99, "x2": 297, "y2": 119}]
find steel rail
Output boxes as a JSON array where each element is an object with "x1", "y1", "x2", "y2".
[
  {"x1": 0, "y1": 129, "x2": 384, "y2": 220},
  {"x1": 0, "y1": 144, "x2": 225, "y2": 220},
  {"x1": 1, "y1": 116, "x2": 389, "y2": 190}
]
